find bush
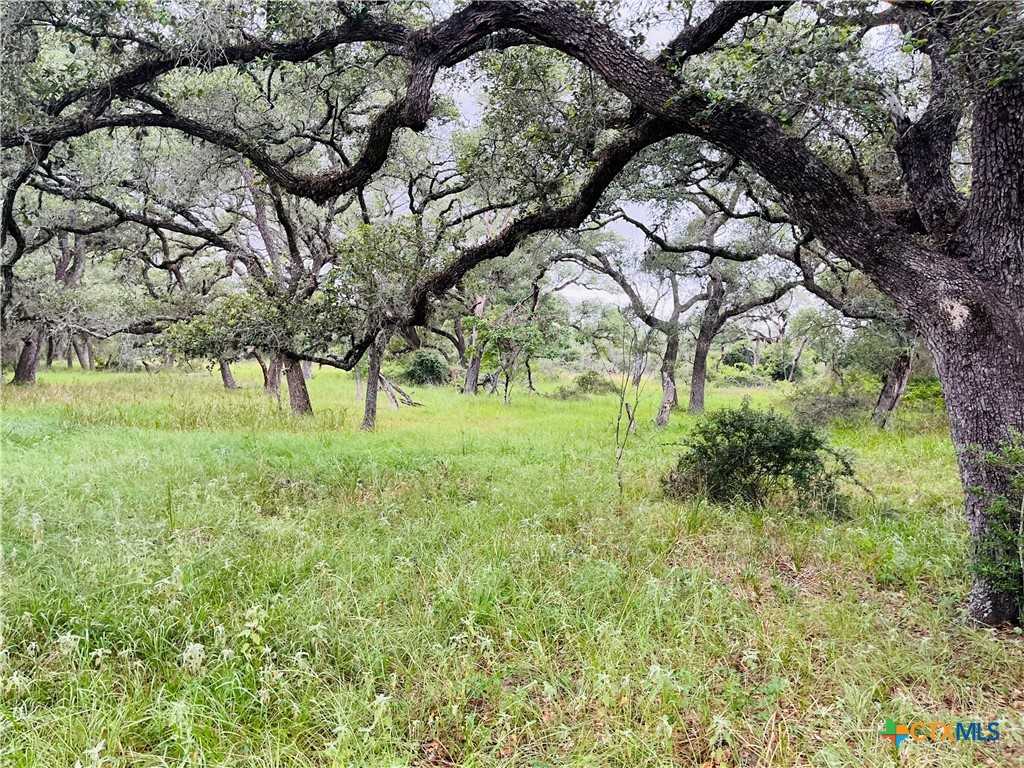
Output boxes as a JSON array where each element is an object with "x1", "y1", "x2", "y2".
[
  {"x1": 717, "y1": 363, "x2": 770, "y2": 388},
  {"x1": 401, "y1": 349, "x2": 450, "y2": 385},
  {"x1": 574, "y1": 370, "x2": 617, "y2": 394},
  {"x1": 757, "y1": 346, "x2": 803, "y2": 381},
  {"x1": 902, "y1": 377, "x2": 944, "y2": 409},
  {"x1": 664, "y1": 402, "x2": 855, "y2": 513},
  {"x1": 788, "y1": 380, "x2": 873, "y2": 427},
  {"x1": 721, "y1": 345, "x2": 755, "y2": 367},
  {"x1": 549, "y1": 385, "x2": 585, "y2": 400}
]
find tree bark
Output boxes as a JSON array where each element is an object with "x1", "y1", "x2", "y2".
[
  {"x1": 525, "y1": 359, "x2": 538, "y2": 393},
  {"x1": 921, "y1": 298, "x2": 1024, "y2": 625},
  {"x1": 452, "y1": 317, "x2": 468, "y2": 366},
  {"x1": 689, "y1": 276, "x2": 726, "y2": 415},
  {"x1": 464, "y1": 352, "x2": 483, "y2": 394},
  {"x1": 655, "y1": 330, "x2": 680, "y2": 427},
  {"x1": 301, "y1": 359, "x2": 313, "y2": 379},
  {"x1": 361, "y1": 335, "x2": 384, "y2": 431},
  {"x1": 218, "y1": 358, "x2": 238, "y2": 389},
  {"x1": 283, "y1": 354, "x2": 312, "y2": 415},
  {"x1": 787, "y1": 336, "x2": 808, "y2": 382},
  {"x1": 45, "y1": 334, "x2": 55, "y2": 368},
  {"x1": 872, "y1": 349, "x2": 912, "y2": 428},
  {"x1": 71, "y1": 334, "x2": 90, "y2": 370},
  {"x1": 11, "y1": 328, "x2": 43, "y2": 385},
  {"x1": 463, "y1": 296, "x2": 487, "y2": 395},
  {"x1": 688, "y1": 333, "x2": 713, "y2": 414},
  {"x1": 263, "y1": 353, "x2": 282, "y2": 398}
]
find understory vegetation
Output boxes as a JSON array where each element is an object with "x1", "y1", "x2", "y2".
[{"x1": 2, "y1": 367, "x2": 1022, "y2": 767}]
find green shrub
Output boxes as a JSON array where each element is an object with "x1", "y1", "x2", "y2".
[
  {"x1": 549, "y1": 385, "x2": 585, "y2": 400},
  {"x1": 574, "y1": 370, "x2": 617, "y2": 394},
  {"x1": 721, "y1": 345, "x2": 754, "y2": 367},
  {"x1": 402, "y1": 349, "x2": 450, "y2": 385},
  {"x1": 757, "y1": 346, "x2": 803, "y2": 381},
  {"x1": 902, "y1": 377, "x2": 944, "y2": 409},
  {"x1": 970, "y1": 432, "x2": 1024, "y2": 599},
  {"x1": 787, "y1": 380, "x2": 873, "y2": 427},
  {"x1": 664, "y1": 402, "x2": 855, "y2": 513},
  {"x1": 717, "y1": 363, "x2": 770, "y2": 388}
]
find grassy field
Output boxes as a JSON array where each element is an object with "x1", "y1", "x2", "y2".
[{"x1": 2, "y1": 366, "x2": 1022, "y2": 767}]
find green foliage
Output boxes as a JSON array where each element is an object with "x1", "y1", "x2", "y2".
[
  {"x1": 164, "y1": 293, "x2": 285, "y2": 361},
  {"x1": 756, "y1": 344, "x2": 802, "y2": 382},
  {"x1": 401, "y1": 349, "x2": 450, "y2": 386},
  {"x1": 574, "y1": 370, "x2": 617, "y2": 394},
  {"x1": 715, "y1": 363, "x2": 770, "y2": 388},
  {"x1": 720, "y1": 345, "x2": 754, "y2": 367},
  {"x1": 787, "y1": 379, "x2": 874, "y2": 427},
  {"x1": 665, "y1": 402, "x2": 854, "y2": 513},
  {"x1": 970, "y1": 432, "x2": 1024, "y2": 599},
  {"x1": 163, "y1": 290, "x2": 354, "y2": 364},
  {"x1": 903, "y1": 378, "x2": 945, "y2": 409},
  {"x1": 546, "y1": 370, "x2": 617, "y2": 400}
]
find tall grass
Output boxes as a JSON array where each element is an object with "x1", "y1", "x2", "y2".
[{"x1": 1, "y1": 366, "x2": 1021, "y2": 767}]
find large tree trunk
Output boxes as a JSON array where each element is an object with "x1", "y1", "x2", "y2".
[
  {"x1": 283, "y1": 354, "x2": 312, "y2": 415},
  {"x1": 361, "y1": 335, "x2": 384, "y2": 431},
  {"x1": 218, "y1": 358, "x2": 238, "y2": 390},
  {"x1": 926, "y1": 315, "x2": 1024, "y2": 626},
  {"x1": 903, "y1": 80, "x2": 1024, "y2": 626},
  {"x1": 872, "y1": 349, "x2": 912, "y2": 428},
  {"x1": 11, "y1": 328, "x2": 43, "y2": 385},
  {"x1": 655, "y1": 330, "x2": 680, "y2": 427}
]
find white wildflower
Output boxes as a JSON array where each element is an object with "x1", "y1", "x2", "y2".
[
  {"x1": 57, "y1": 633, "x2": 81, "y2": 657},
  {"x1": 83, "y1": 739, "x2": 105, "y2": 766},
  {"x1": 181, "y1": 642, "x2": 205, "y2": 674}
]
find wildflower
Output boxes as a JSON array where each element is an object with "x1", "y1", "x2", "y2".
[
  {"x1": 84, "y1": 739, "x2": 105, "y2": 766},
  {"x1": 5, "y1": 671, "x2": 29, "y2": 693},
  {"x1": 57, "y1": 633, "x2": 81, "y2": 657},
  {"x1": 181, "y1": 642, "x2": 205, "y2": 674}
]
